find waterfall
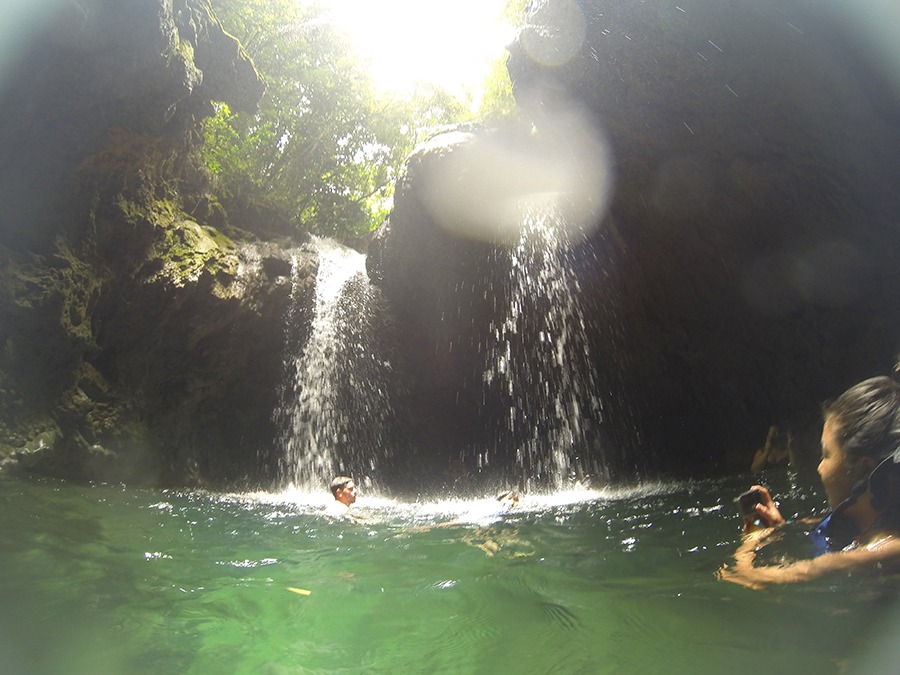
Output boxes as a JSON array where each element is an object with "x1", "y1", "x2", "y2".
[
  {"x1": 485, "y1": 202, "x2": 608, "y2": 491},
  {"x1": 275, "y1": 218, "x2": 623, "y2": 493},
  {"x1": 275, "y1": 237, "x2": 399, "y2": 491}
]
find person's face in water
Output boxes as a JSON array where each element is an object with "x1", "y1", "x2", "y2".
[
  {"x1": 335, "y1": 481, "x2": 357, "y2": 506},
  {"x1": 818, "y1": 416, "x2": 860, "y2": 508}
]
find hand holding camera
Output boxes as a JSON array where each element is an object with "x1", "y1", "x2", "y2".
[{"x1": 735, "y1": 485, "x2": 785, "y2": 533}]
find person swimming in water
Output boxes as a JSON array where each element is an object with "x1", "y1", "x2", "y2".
[
  {"x1": 720, "y1": 363, "x2": 900, "y2": 589},
  {"x1": 326, "y1": 475, "x2": 357, "y2": 519},
  {"x1": 496, "y1": 490, "x2": 520, "y2": 511}
]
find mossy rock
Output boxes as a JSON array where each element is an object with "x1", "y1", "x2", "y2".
[{"x1": 149, "y1": 218, "x2": 239, "y2": 293}]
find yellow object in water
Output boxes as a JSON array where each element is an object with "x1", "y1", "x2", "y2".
[{"x1": 287, "y1": 587, "x2": 312, "y2": 596}]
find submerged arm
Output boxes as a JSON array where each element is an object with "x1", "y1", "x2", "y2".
[{"x1": 719, "y1": 528, "x2": 900, "y2": 589}]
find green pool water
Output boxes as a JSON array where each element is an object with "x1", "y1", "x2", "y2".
[{"x1": 2, "y1": 469, "x2": 898, "y2": 674}]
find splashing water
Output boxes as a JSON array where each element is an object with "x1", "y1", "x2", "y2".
[
  {"x1": 485, "y1": 202, "x2": 607, "y2": 491},
  {"x1": 275, "y1": 237, "x2": 399, "y2": 490}
]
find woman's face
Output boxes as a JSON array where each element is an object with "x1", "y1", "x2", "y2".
[{"x1": 818, "y1": 416, "x2": 858, "y2": 508}]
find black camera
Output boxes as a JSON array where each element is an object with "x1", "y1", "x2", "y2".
[{"x1": 736, "y1": 488, "x2": 765, "y2": 518}]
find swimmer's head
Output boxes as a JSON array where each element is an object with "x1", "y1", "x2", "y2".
[
  {"x1": 496, "y1": 490, "x2": 520, "y2": 508},
  {"x1": 330, "y1": 476, "x2": 358, "y2": 506}
]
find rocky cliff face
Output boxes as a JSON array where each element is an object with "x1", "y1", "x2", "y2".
[
  {"x1": 0, "y1": 0, "x2": 311, "y2": 487},
  {"x1": 367, "y1": 130, "x2": 518, "y2": 489},
  {"x1": 370, "y1": 0, "x2": 900, "y2": 481}
]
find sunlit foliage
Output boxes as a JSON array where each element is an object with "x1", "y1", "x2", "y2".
[
  {"x1": 477, "y1": 55, "x2": 521, "y2": 126},
  {"x1": 203, "y1": 0, "x2": 479, "y2": 240}
]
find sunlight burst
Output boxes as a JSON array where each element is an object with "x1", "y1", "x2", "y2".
[{"x1": 321, "y1": 0, "x2": 515, "y2": 100}]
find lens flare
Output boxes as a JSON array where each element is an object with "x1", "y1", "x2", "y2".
[
  {"x1": 322, "y1": 0, "x2": 515, "y2": 100},
  {"x1": 418, "y1": 111, "x2": 614, "y2": 245}
]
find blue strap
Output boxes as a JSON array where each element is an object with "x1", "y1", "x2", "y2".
[{"x1": 809, "y1": 513, "x2": 834, "y2": 556}]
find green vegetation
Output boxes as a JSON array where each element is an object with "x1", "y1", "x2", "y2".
[
  {"x1": 203, "y1": 0, "x2": 523, "y2": 241},
  {"x1": 476, "y1": 56, "x2": 520, "y2": 126}
]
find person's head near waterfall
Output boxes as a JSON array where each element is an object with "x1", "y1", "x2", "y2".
[
  {"x1": 329, "y1": 476, "x2": 358, "y2": 512},
  {"x1": 720, "y1": 359, "x2": 900, "y2": 589}
]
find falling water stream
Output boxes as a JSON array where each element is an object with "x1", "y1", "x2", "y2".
[
  {"x1": 485, "y1": 202, "x2": 608, "y2": 490},
  {"x1": 275, "y1": 237, "x2": 399, "y2": 490},
  {"x1": 276, "y1": 201, "x2": 617, "y2": 492}
]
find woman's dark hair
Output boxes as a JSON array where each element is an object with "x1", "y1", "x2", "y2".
[
  {"x1": 823, "y1": 364, "x2": 900, "y2": 519},
  {"x1": 824, "y1": 371, "x2": 900, "y2": 464}
]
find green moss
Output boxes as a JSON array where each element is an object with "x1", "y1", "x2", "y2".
[
  {"x1": 197, "y1": 0, "x2": 264, "y2": 85},
  {"x1": 52, "y1": 238, "x2": 107, "y2": 347},
  {"x1": 0, "y1": 237, "x2": 103, "y2": 353},
  {"x1": 77, "y1": 125, "x2": 241, "y2": 295},
  {"x1": 130, "y1": 211, "x2": 239, "y2": 292},
  {"x1": 78, "y1": 130, "x2": 182, "y2": 207},
  {"x1": 118, "y1": 195, "x2": 178, "y2": 226},
  {"x1": 177, "y1": 37, "x2": 195, "y2": 64}
]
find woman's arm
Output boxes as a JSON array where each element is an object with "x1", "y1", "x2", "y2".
[{"x1": 719, "y1": 529, "x2": 900, "y2": 590}]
